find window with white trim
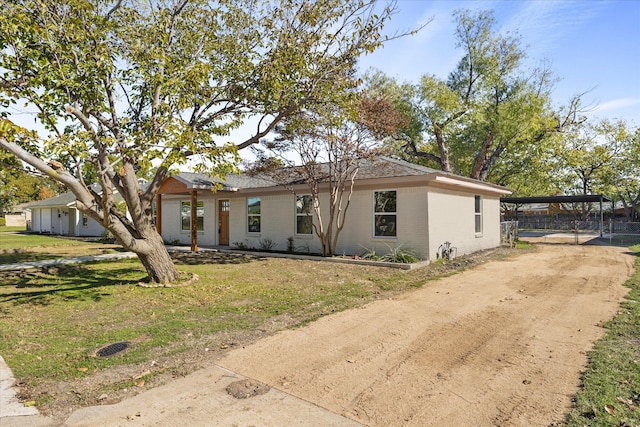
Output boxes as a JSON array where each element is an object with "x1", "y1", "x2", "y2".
[
  {"x1": 247, "y1": 197, "x2": 261, "y2": 233},
  {"x1": 474, "y1": 195, "x2": 482, "y2": 234},
  {"x1": 296, "y1": 195, "x2": 313, "y2": 235},
  {"x1": 181, "y1": 201, "x2": 204, "y2": 231},
  {"x1": 374, "y1": 190, "x2": 397, "y2": 237}
]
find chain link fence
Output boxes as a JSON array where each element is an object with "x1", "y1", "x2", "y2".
[
  {"x1": 502, "y1": 215, "x2": 640, "y2": 235},
  {"x1": 610, "y1": 221, "x2": 640, "y2": 234}
]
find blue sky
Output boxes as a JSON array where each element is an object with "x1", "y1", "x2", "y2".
[{"x1": 358, "y1": 0, "x2": 640, "y2": 126}]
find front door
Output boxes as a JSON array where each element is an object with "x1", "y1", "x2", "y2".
[{"x1": 218, "y1": 200, "x2": 230, "y2": 245}]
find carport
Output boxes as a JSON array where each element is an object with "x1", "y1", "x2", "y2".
[{"x1": 501, "y1": 195, "x2": 613, "y2": 237}]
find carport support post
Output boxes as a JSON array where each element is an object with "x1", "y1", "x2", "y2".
[
  {"x1": 190, "y1": 190, "x2": 198, "y2": 252},
  {"x1": 599, "y1": 195, "x2": 604, "y2": 237}
]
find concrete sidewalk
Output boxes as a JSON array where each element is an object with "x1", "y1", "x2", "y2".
[
  {"x1": 0, "y1": 252, "x2": 138, "y2": 271},
  {"x1": 0, "y1": 361, "x2": 361, "y2": 427},
  {"x1": 0, "y1": 356, "x2": 39, "y2": 419}
]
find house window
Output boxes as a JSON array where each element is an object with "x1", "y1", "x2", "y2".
[
  {"x1": 181, "y1": 200, "x2": 204, "y2": 231},
  {"x1": 247, "y1": 197, "x2": 261, "y2": 233},
  {"x1": 475, "y1": 195, "x2": 482, "y2": 235},
  {"x1": 296, "y1": 195, "x2": 313, "y2": 235},
  {"x1": 82, "y1": 217, "x2": 88, "y2": 227},
  {"x1": 374, "y1": 190, "x2": 397, "y2": 237}
]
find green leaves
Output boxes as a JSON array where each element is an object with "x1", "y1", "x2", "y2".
[
  {"x1": 367, "y1": 8, "x2": 577, "y2": 188},
  {"x1": 1, "y1": 0, "x2": 400, "y2": 280}
]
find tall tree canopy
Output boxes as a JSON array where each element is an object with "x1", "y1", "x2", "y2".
[
  {"x1": 367, "y1": 9, "x2": 585, "y2": 186},
  {"x1": 597, "y1": 120, "x2": 639, "y2": 221},
  {"x1": 0, "y1": 0, "x2": 400, "y2": 283}
]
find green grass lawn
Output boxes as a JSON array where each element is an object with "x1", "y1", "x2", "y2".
[
  {"x1": 0, "y1": 233, "x2": 124, "y2": 264},
  {"x1": 0, "y1": 235, "x2": 513, "y2": 412},
  {"x1": 0, "y1": 225, "x2": 27, "y2": 233},
  {"x1": 566, "y1": 243, "x2": 640, "y2": 426}
]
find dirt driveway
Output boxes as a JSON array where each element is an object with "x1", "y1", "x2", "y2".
[
  {"x1": 218, "y1": 243, "x2": 634, "y2": 426},
  {"x1": 24, "y1": 242, "x2": 634, "y2": 427}
]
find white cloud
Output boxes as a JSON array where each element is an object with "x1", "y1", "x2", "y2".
[
  {"x1": 594, "y1": 98, "x2": 640, "y2": 112},
  {"x1": 509, "y1": 1, "x2": 606, "y2": 49}
]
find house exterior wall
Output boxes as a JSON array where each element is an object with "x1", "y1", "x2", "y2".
[
  {"x1": 160, "y1": 193, "x2": 217, "y2": 246},
  {"x1": 4, "y1": 214, "x2": 27, "y2": 227},
  {"x1": 40, "y1": 208, "x2": 51, "y2": 233},
  {"x1": 31, "y1": 209, "x2": 42, "y2": 232},
  {"x1": 220, "y1": 186, "x2": 430, "y2": 258},
  {"x1": 76, "y1": 210, "x2": 104, "y2": 236},
  {"x1": 426, "y1": 187, "x2": 502, "y2": 260},
  {"x1": 158, "y1": 181, "x2": 504, "y2": 261}
]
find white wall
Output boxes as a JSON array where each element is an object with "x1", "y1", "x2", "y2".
[
  {"x1": 40, "y1": 208, "x2": 51, "y2": 233},
  {"x1": 32, "y1": 209, "x2": 41, "y2": 232},
  {"x1": 426, "y1": 187, "x2": 502, "y2": 260},
  {"x1": 158, "y1": 184, "x2": 503, "y2": 261},
  {"x1": 225, "y1": 186, "x2": 430, "y2": 258},
  {"x1": 160, "y1": 193, "x2": 217, "y2": 246},
  {"x1": 77, "y1": 211, "x2": 104, "y2": 236}
]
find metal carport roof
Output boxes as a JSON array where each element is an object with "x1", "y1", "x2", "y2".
[
  {"x1": 500, "y1": 195, "x2": 612, "y2": 204},
  {"x1": 500, "y1": 195, "x2": 612, "y2": 237}
]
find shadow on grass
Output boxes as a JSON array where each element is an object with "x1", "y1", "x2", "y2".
[
  {"x1": 170, "y1": 251, "x2": 264, "y2": 265},
  {"x1": 0, "y1": 264, "x2": 143, "y2": 306},
  {"x1": 0, "y1": 252, "x2": 62, "y2": 264}
]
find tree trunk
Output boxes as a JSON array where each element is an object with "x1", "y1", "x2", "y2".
[
  {"x1": 136, "y1": 236, "x2": 180, "y2": 283},
  {"x1": 434, "y1": 125, "x2": 453, "y2": 173},
  {"x1": 109, "y1": 222, "x2": 180, "y2": 284}
]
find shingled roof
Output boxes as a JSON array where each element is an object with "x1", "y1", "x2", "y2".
[
  {"x1": 24, "y1": 184, "x2": 123, "y2": 209},
  {"x1": 173, "y1": 156, "x2": 509, "y2": 195}
]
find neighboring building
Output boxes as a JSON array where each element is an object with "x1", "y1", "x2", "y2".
[
  {"x1": 2, "y1": 202, "x2": 31, "y2": 227},
  {"x1": 158, "y1": 157, "x2": 512, "y2": 260},
  {"x1": 24, "y1": 189, "x2": 106, "y2": 237}
]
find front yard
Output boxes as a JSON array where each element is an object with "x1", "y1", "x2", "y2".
[
  {"x1": 1, "y1": 232, "x2": 638, "y2": 426},
  {"x1": 0, "y1": 232, "x2": 505, "y2": 416}
]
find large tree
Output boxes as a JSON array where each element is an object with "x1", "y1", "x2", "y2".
[
  {"x1": 368, "y1": 9, "x2": 584, "y2": 185},
  {"x1": 549, "y1": 120, "x2": 620, "y2": 220},
  {"x1": 599, "y1": 120, "x2": 639, "y2": 221},
  {"x1": 0, "y1": 0, "x2": 400, "y2": 283},
  {"x1": 248, "y1": 93, "x2": 403, "y2": 256}
]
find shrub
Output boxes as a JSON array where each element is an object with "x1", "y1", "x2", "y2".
[
  {"x1": 259, "y1": 238, "x2": 276, "y2": 251},
  {"x1": 360, "y1": 245, "x2": 418, "y2": 263},
  {"x1": 232, "y1": 240, "x2": 255, "y2": 250},
  {"x1": 360, "y1": 247, "x2": 380, "y2": 261},
  {"x1": 380, "y1": 245, "x2": 419, "y2": 263},
  {"x1": 100, "y1": 229, "x2": 116, "y2": 243},
  {"x1": 0, "y1": 217, "x2": 6, "y2": 227}
]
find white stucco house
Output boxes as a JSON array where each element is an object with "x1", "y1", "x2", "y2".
[
  {"x1": 157, "y1": 157, "x2": 512, "y2": 260},
  {"x1": 25, "y1": 189, "x2": 106, "y2": 237}
]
